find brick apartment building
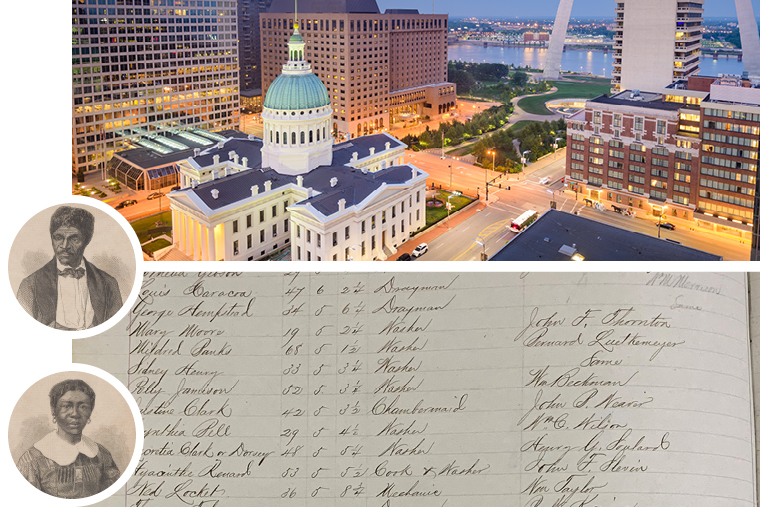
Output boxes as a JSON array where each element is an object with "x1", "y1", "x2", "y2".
[
  {"x1": 565, "y1": 75, "x2": 760, "y2": 240},
  {"x1": 260, "y1": 0, "x2": 456, "y2": 140}
]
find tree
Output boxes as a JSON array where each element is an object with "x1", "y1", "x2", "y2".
[
  {"x1": 510, "y1": 71, "x2": 530, "y2": 88},
  {"x1": 449, "y1": 68, "x2": 476, "y2": 94}
]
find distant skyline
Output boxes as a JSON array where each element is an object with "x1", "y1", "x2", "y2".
[{"x1": 377, "y1": 0, "x2": 760, "y2": 19}]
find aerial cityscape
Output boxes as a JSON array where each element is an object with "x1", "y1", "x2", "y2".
[{"x1": 70, "y1": 0, "x2": 760, "y2": 261}]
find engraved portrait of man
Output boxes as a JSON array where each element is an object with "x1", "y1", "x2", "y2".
[{"x1": 15, "y1": 206, "x2": 124, "y2": 331}]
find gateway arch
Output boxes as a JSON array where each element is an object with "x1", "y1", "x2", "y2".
[{"x1": 545, "y1": 0, "x2": 760, "y2": 82}]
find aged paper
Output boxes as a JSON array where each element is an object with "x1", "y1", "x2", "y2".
[{"x1": 74, "y1": 272, "x2": 756, "y2": 507}]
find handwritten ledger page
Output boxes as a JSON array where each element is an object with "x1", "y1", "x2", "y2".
[{"x1": 74, "y1": 272, "x2": 756, "y2": 507}]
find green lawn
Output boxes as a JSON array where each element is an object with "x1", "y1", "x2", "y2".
[
  {"x1": 425, "y1": 191, "x2": 474, "y2": 228},
  {"x1": 142, "y1": 238, "x2": 172, "y2": 254},
  {"x1": 131, "y1": 211, "x2": 172, "y2": 242},
  {"x1": 518, "y1": 80, "x2": 612, "y2": 115},
  {"x1": 507, "y1": 120, "x2": 532, "y2": 133}
]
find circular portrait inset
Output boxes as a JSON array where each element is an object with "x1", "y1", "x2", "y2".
[
  {"x1": 8, "y1": 201, "x2": 139, "y2": 334},
  {"x1": 8, "y1": 370, "x2": 138, "y2": 501}
]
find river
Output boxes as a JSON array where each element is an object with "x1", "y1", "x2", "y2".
[{"x1": 449, "y1": 44, "x2": 745, "y2": 78}]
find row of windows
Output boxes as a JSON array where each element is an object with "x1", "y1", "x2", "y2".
[
  {"x1": 702, "y1": 132, "x2": 759, "y2": 148},
  {"x1": 699, "y1": 178, "x2": 755, "y2": 196},
  {"x1": 700, "y1": 166, "x2": 756, "y2": 184},
  {"x1": 701, "y1": 155, "x2": 757, "y2": 171},
  {"x1": 703, "y1": 108, "x2": 760, "y2": 123},
  {"x1": 699, "y1": 201, "x2": 752, "y2": 220},
  {"x1": 704, "y1": 120, "x2": 760, "y2": 135},
  {"x1": 699, "y1": 189, "x2": 754, "y2": 209},
  {"x1": 702, "y1": 144, "x2": 758, "y2": 160}
]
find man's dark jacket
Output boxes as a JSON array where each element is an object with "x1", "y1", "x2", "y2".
[{"x1": 16, "y1": 258, "x2": 122, "y2": 329}]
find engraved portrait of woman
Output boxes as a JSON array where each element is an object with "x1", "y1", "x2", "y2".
[{"x1": 15, "y1": 379, "x2": 122, "y2": 498}]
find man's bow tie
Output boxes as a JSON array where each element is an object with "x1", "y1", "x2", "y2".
[{"x1": 58, "y1": 267, "x2": 86, "y2": 279}]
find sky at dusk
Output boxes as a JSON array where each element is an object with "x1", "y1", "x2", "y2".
[{"x1": 376, "y1": 0, "x2": 760, "y2": 19}]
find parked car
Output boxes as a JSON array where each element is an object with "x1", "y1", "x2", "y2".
[
  {"x1": 115, "y1": 199, "x2": 137, "y2": 209},
  {"x1": 147, "y1": 192, "x2": 165, "y2": 200},
  {"x1": 656, "y1": 221, "x2": 676, "y2": 230},
  {"x1": 396, "y1": 253, "x2": 412, "y2": 261},
  {"x1": 412, "y1": 243, "x2": 429, "y2": 258}
]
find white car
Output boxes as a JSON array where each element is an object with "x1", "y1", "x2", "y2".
[
  {"x1": 412, "y1": 243, "x2": 429, "y2": 258},
  {"x1": 539, "y1": 176, "x2": 552, "y2": 185}
]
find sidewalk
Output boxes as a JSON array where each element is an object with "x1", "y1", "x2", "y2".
[{"x1": 386, "y1": 197, "x2": 492, "y2": 260}]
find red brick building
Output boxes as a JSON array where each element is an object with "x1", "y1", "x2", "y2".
[{"x1": 565, "y1": 75, "x2": 759, "y2": 240}]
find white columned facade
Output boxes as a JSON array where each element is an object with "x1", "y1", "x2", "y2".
[
  {"x1": 184, "y1": 215, "x2": 193, "y2": 256},
  {"x1": 194, "y1": 221, "x2": 202, "y2": 260},
  {"x1": 545, "y1": 0, "x2": 574, "y2": 80},
  {"x1": 208, "y1": 226, "x2": 217, "y2": 262},
  {"x1": 736, "y1": 0, "x2": 760, "y2": 79},
  {"x1": 200, "y1": 225, "x2": 209, "y2": 261}
]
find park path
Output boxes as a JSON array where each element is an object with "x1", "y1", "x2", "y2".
[{"x1": 507, "y1": 86, "x2": 563, "y2": 125}]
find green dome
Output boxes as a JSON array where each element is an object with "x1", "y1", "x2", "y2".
[{"x1": 264, "y1": 72, "x2": 330, "y2": 111}]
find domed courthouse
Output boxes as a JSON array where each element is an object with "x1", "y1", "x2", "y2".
[{"x1": 167, "y1": 24, "x2": 428, "y2": 261}]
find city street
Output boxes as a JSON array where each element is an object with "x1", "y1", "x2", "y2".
[{"x1": 404, "y1": 151, "x2": 751, "y2": 261}]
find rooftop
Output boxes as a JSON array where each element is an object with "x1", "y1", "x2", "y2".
[
  {"x1": 588, "y1": 93, "x2": 685, "y2": 112},
  {"x1": 489, "y1": 210, "x2": 722, "y2": 262},
  {"x1": 112, "y1": 129, "x2": 248, "y2": 170},
  {"x1": 332, "y1": 132, "x2": 404, "y2": 165},
  {"x1": 268, "y1": 0, "x2": 380, "y2": 13}
]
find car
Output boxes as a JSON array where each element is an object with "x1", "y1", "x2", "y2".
[
  {"x1": 656, "y1": 221, "x2": 676, "y2": 230},
  {"x1": 412, "y1": 243, "x2": 428, "y2": 258},
  {"x1": 539, "y1": 176, "x2": 552, "y2": 185},
  {"x1": 147, "y1": 192, "x2": 165, "y2": 200},
  {"x1": 396, "y1": 253, "x2": 412, "y2": 261},
  {"x1": 115, "y1": 199, "x2": 137, "y2": 209}
]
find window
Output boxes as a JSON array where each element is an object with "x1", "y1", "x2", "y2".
[
  {"x1": 307, "y1": 251, "x2": 311, "y2": 261},
  {"x1": 392, "y1": 225, "x2": 396, "y2": 237},
  {"x1": 634, "y1": 117, "x2": 644, "y2": 131},
  {"x1": 392, "y1": 206, "x2": 396, "y2": 218},
  {"x1": 247, "y1": 234, "x2": 252, "y2": 249},
  {"x1": 361, "y1": 241, "x2": 366, "y2": 256},
  {"x1": 284, "y1": 219, "x2": 289, "y2": 232},
  {"x1": 332, "y1": 232, "x2": 338, "y2": 246},
  {"x1": 232, "y1": 220, "x2": 239, "y2": 233},
  {"x1": 317, "y1": 234, "x2": 322, "y2": 248},
  {"x1": 371, "y1": 215, "x2": 376, "y2": 229},
  {"x1": 307, "y1": 230, "x2": 311, "y2": 243},
  {"x1": 613, "y1": 114, "x2": 622, "y2": 128},
  {"x1": 371, "y1": 235, "x2": 376, "y2": 250},
  {"x1": 246, "y1": 215, "x2": 252, "y2": 228},
  {"x1": 297, "y1": 225, "x2": 301, "y2": 238},
  {"x1": 416, "y1": 191, "x2": 420, "y2": 203},
  {"x1": 272, "y1": 205, "x2": 277, "y2": 218},
  {"x1": 656, "y1": 120, "x2": 666, "y2": 135},
  {"x1": 416, "y1": 209, "x2": 420, "y2": 221},
  {"x1": 260, "y1": 230, "x2": 265, "y2": 242},
  {"x1": 345, "y1": 226, "x2": 350, "y2": 240},
  {"x1": 345, "y1": 247, "x2": 350, "y2": 260},
  {"x1": 272, "y1": 224, "x2": 277, "y2": 237},
  {"x1": 361, "y1": 220, "x2": 366, "y2": 234},
  {"x1": 333, "y1": 254, "x2": 337, "y2": 261},
  {"x1": 297, "y1": 246, "x2": 301, "y2": 260},
  {"x1": 382, "y1": 211, "x2": 386, "y2": 224},
  {"x1": 260, "y1": 210, "x2": 265, "y2": 222},
  {"x1": 283, "y1": 200, "x2": 289, "y2": 212},
  {"x1": 593, "y1": 111, "x2": 602, "y2": 124}
]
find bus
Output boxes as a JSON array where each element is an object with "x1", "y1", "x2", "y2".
[{"x1": 510, "y1": 210, "x2": 539, "y2": 232}]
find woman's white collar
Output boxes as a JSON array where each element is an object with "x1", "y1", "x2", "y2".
[{"x1": 34, "y1": 431, "x2": 99, "y2": 466}]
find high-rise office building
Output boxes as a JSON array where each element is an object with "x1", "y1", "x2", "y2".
[
  {"x1": 260, "y1": 0, "x2": 455, "y2": 140},
  {"x1": 612, "y1": 0, "x2": 704, "y2": 93},
  {"x1": 72, "y1": 0, "x2": 240, "y2": 176},
  {"x1": 238, "y1": 0, "x2": 273, "y2": 91}
]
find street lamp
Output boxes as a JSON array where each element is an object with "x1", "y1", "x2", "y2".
[
  {"x1": 657, "y1": 206, "x2": 668, "y2": 239},
  {"x1": 474, "y1": 237, "x2": 487, "y2": 261},
  {"x1": 553, "y1": 137, "x2": 562, "y2": 159},
  {"x1": 486, "y1": 149, "x2": 496, "y2": 202},
  {"x1": 521, "y1": 150, "x2": 532, "y2": 173}
]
